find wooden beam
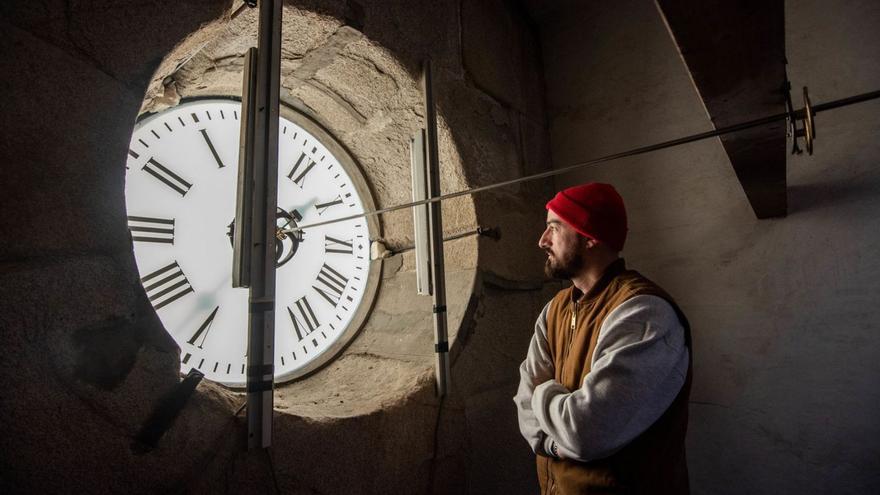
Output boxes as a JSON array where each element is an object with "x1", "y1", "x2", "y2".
[{"x1": 656, "y1": 0, "x2": 787, "y2": 218}]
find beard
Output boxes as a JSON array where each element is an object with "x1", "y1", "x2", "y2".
[{"x1": 543, "y1": 240, "x2": 587, "y2": 280}]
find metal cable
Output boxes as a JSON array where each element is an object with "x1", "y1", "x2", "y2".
[{"x1": 284, "y1": 89, "x2": 880, "y2": 234}]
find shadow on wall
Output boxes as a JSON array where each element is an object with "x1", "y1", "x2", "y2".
[{"x1": 787, "y1": 180, "x2": 879, "y2": 215}]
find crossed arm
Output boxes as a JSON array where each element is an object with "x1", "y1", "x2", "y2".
[{"x1": 513, "y1": 295, "x2": 689, "y2": 462}]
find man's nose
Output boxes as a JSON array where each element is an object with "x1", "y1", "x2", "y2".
[{"x1": 538, "y1": 229, "x2": 550, "y2": 249}]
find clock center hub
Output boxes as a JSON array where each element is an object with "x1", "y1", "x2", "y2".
[{"x1": 226, "y1": 207, "x2": 304, "y2": 268}]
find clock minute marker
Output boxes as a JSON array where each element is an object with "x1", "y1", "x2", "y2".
[{"x1": 199, "y1": 129, "x2": 226, "y2": 168}]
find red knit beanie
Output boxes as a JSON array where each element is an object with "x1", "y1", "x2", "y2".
[{"x1": 545, "y1": 183, "x2": 628, "y2": 252}]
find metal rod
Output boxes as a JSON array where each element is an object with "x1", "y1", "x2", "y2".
[
  {"x1": 423, "y1": 60, "x2": 450, "y2": 397},
  {"x1": 132, "y1": 369, "x2": 205, "y2": 453},
  {"x1": 284, "y1": 88, "x2": 880, "y2": 233},
  {"x1": 389, "y1": 226, "x2": 499, "y2": 254},
  {"x1": 246, "y1": 0, "x2": 282, "y2": 450}
]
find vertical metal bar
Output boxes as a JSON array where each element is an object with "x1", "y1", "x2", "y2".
[
  {"x1": 233, "y1": 47, "x2": 257, "y2": 289},
  {"x1": 410, "y1": 129, "x2": 432, "y2": 296},
  {"x1": 422, "y1": 59, "x2": 450, "y2": 397},
  {"x1": 246, "y1": 0, "x2": 282, "y2": 450}
]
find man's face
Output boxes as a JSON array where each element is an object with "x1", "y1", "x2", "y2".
[{"x1": 538, "y1": 210, "x2": 588, "y2": 280}]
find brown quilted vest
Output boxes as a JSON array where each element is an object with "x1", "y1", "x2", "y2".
[{"x1": 536, "y1": 259, "x2": 692, "y2": 494}]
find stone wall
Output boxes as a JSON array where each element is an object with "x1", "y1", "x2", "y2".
[
  {"x1": 533, "y1": 0, "x2": 880, "y2": 493},
  {"x1": 0, "y1": 0, "x2": 552, "y2": 493}
]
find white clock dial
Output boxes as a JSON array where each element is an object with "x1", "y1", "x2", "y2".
[{"x1": 125, "y1": 98, "x2": 379, "y2": 387}]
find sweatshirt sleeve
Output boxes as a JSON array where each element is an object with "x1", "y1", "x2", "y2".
[
  {"x1": 513, "y1": 302, "x2": 555, "y2": 456},
  {"x1": 530, "y1": 295, "x2": 689, "y2": 462}
]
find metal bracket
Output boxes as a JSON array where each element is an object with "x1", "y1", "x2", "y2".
[
  {"x1": 132, "y1": 369, "x2": 204, "y2": 454},
  {"x1": 785, "y1": 80, "x2": 816, "y2": 155}
]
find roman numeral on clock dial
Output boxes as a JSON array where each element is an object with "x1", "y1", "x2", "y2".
[
  {"x1": 199, "y1": 129, "x2": 225, "y2": 168},
  {"x1": 288, "y1": 296, "x2": 320, "y2": 342},
  {"x1": 127, "y1": 216, "x2": 174, "y2": 244},
  {"x1": 287, "y1": 152, "x2": 316, "y2": 187},
  {"x1": 315, "y1": 196, "x2": 343, "y2": 215},
  {"x1": 141, "y1": 261, "x2": 194, "y2": 310},
  {"x1": 187, "y1": 306, "x2": 219, "y2": 349},
  {"x1": 313, "y1": 263, "x2": 349, "y2": 307},
  {"x1": 324, "y1": 235, "x2": 353, "y2": 254},
  {"x1": 142, "y1": 158, "x2": 193, "y2": 196}
]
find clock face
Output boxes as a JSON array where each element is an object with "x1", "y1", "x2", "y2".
[{"x1": 124, "y1": 98, "x2": 379, "y2": 387}]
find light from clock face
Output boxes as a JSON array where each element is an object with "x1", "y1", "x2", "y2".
[{"x1": 125, "y1": 99, "x2": 373, "y2": 387}]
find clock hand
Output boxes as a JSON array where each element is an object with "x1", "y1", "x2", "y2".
[{"x1": 277, "y1": 207, "x2": 303, "y2": 232}]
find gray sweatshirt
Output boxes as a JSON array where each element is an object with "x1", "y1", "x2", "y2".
[{"x1": 514, "y1": 294, "x2": 689, "y2": 462}]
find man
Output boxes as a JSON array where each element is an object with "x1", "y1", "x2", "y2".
[{"x1": 515, "y1": 183, "x2": 692, "y2": 494}]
